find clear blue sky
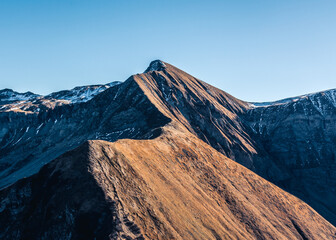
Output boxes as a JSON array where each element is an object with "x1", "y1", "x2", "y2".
[{"x1": 0, "y1": 0, "x2": 335, "y2": 102}]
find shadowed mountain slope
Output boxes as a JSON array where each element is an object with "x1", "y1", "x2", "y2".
[
  {"x1": 0, "y1": 78, "x2": 169, "y2": 188},
  {"x1": 245, "y1": 89, "x2": 336, "y2": 226},
  {"x1": 1, "y1": 125, "x2": 335, "y2": 239}
]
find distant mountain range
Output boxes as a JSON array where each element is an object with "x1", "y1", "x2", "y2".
[
  {"x1": 0, "y1": 81, "x2": 121, "y2": 113},
  {"x1": 0, "y1": 60, "x2": 335, "y2": 239}
]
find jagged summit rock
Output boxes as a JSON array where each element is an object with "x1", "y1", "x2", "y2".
[{"x1": 144, "y1": 59, "x2": 167, "y2": 72}]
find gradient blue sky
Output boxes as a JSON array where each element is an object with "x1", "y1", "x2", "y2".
[{"x1": 0, "y1": 0, "x2": 335, "y2": 102}]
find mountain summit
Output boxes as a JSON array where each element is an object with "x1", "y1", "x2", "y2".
[
  {"x1": 0, "y1": 60, "x2": 336, "y2": 239},
  {"x1": 144, "y1": 59, "x2": 167, "y2": 72}
]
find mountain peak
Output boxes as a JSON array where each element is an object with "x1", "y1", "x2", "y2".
[{"x1": 144, "y1": 60, "x2": 167, "y2": 73}]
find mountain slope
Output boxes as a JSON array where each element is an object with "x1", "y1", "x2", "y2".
[
  {"x1": 135, "y1": 61, "x2": 282, "y2": 176},
  {"x1": 245, "y1": 88, "x2": 336, "y2": 225},
  {"x1": 0, "y1": 79, "x2": 168, "y2": 188},
  {"x1": 1, "y1": 125, "x2": 335, "y2": 239}
]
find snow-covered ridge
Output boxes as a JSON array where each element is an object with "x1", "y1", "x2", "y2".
[
  {"x1": 250, "y1": 88, "x2": 336, "y2": 109},
  {"x1": 0, "y1": 81, "x2": 122, "y2": 112},
  {"x1": 0, "y1": 89, "x2": 41, "y2": 103},
  {"x1": 45, "y1": 81, "x2": 121, "y2": 103}
]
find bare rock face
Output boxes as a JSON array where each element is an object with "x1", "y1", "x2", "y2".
[{"x1": 0, "y1": 60, "x2": 336, "y2": 238}]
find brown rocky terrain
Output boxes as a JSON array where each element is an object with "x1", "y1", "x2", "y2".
[{"x1": 1, "y1": 125, "x2": 335, "y2": 239}]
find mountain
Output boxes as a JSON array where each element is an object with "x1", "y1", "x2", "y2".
[
  {"x1": 250, "y1": 88, "x2": 336, "y2": 108},
  {"x1": 131, "y1": 61, "x2": 336, "y2": 226},
  {"x1": 0, "y1": 78, "x2": 164, "y2": 188},
  {"x1": 245, "y1": 88, "x2": 336, "y2": 225},
  {"x1": 0, "y1": 81, "x2": 121, "y2": 151},
  {"x1": 0, "y1": 89, "x2": 41, "y2": 107},
  {"x1": 0, "y1": 82, "x2": 121, "y2": 114},
  {"x1": 0, "y1": 60, "x2": 335, "y2": 239}
]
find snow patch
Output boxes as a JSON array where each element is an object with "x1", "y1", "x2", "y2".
[
  {"x1": 46, "y1": 81, "x2": 121, "y2": 104},
  {"x1": 250, "y1": 88, "x2": 336, "y2": 112}
]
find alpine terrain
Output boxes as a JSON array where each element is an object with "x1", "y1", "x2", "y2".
[{"x1": 0, "y1": 60, "x2": 335, "y2": 239}]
